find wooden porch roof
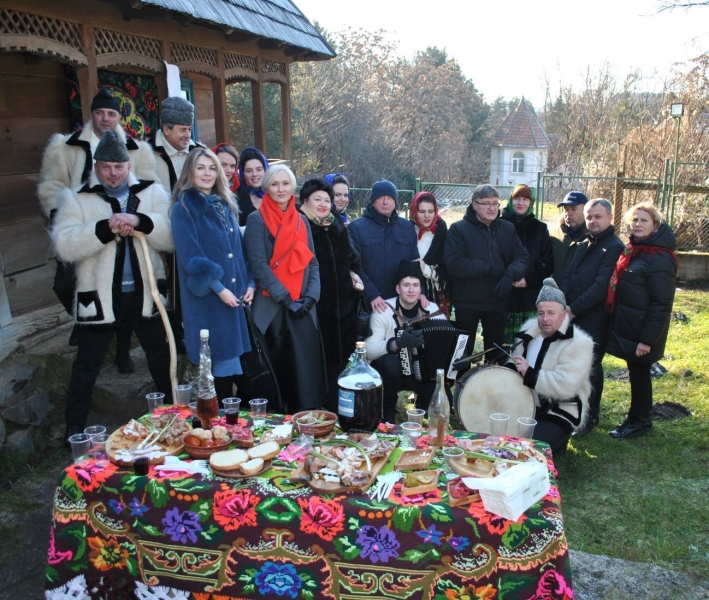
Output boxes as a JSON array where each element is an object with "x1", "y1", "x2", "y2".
[{"x1": 134, "y1": 0, "x2": 336, "y2": 60}]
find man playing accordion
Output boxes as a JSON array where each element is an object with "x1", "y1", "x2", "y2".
[{"x1": 364, "y1": 260, "x2": 452, "y2": 423}]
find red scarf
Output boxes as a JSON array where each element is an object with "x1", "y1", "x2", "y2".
[
  {"x1": 259, "y1": 194, "x2": 314, "y2": 301},
  {"x1": 409, "y1": 192, "x2": 441, "y2": 240},
  {"x1": 606, "y1": 243, "x2": 677, "y2": 313}
]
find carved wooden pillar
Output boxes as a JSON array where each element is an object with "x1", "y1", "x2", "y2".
[
  {"x1": 156, "y1": 40, "x2": 171, "y2": 104},
  {"x1": 77, "y1": 23, "x2": 98, "y2": 121},
  {"x1": 252, "y1": 58, "x2": 267, "y2": 153},
  {"x1": 213, "y1": 50, "x2": 228, "y2": 143},
  {"x1": 281, "y1": 65, "x2": 292, "y2": 161}
]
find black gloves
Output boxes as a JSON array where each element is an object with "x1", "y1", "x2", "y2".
[
  {"x1": 494, "y1": 275, "x2": 514, "y2": 298},
  {"x1": 286, "y1": 297, "x2": 316, "y2": 318},
  {"x1": 397, "y1": 326, "x2": 425, "y2": 350}
]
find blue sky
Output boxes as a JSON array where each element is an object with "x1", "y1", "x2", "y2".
[{"x1": 295, "y1": 0, "x2": 709, "y2": 108}]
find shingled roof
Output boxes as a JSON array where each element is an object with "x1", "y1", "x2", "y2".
[
  {"x1": 136, "y1": 0, "x2": 336, "y2": 59},
  {"x1": 492, "y1": 98, "x2": 551, "y2": 149}
]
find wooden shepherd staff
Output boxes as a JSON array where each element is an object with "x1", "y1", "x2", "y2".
[{"x1": 133, "y1": 231, "x2": 178, "y2": 392}]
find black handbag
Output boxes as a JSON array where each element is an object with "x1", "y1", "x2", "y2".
[
  {"x1": 355, "y1": 295, "x2": 372, "y2": 341},
  {"x1": 241, "y1": 304, "x2": 282, "y2": 411}
]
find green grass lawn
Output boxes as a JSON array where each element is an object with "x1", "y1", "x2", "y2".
[{"x1": 556, "y1": 285, "x2": 709, "y2": 577}]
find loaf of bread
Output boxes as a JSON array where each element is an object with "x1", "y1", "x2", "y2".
[
  {"x1": 209, "y1": 448, "x2": 249, "y2": 471},
  {"x1": 248, "y1": 440, "x2": 280, "y2": 461},
  {"x1": 240, "y1": 457, "x2": 265, "y2": 475}
]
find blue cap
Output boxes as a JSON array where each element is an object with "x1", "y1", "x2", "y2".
[
  {"x1": 557, "y1": 191, "x2": 589, "y2": 207},
  {"x1": 370, "y1": 179, "x2": 398, "y2": 203}
]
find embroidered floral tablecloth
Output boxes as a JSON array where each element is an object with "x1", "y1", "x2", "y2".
[{"x1": 46, "y1": 412, "x2": 573, "y2": 600}]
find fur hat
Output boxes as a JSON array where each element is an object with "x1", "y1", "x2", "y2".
[
  {"x1": 370, "y1": 179, "x2": 398, "y2": 203},
  {"x1": 91, "y1": 88, "x2": 120, "y2": 113},
  {"x1": 395, "y1": 260, "x2": 425, "y2": 288},
  {"x1": 161, "y1": 96, "x2": 194, "y2": 126},
  {"x1": 94, "y1": 130, "x2": 129, "y2": 163},
  {"x1": 536, "y1": 277, "x2": 566, "y2": 308}
]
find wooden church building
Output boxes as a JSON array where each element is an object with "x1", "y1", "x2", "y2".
[{"x1": 0, "y1": 0, "x2": 334, "y2": 362}]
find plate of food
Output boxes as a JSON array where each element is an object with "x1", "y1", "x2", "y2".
[
  {"x1": 182, "y1": 426, "x2": 232, "y2": 458},
  {"x1": 260, "y1": 422, "x2": 294, "y2": 445},
  {"x1": 291, "y1": 410, "x2": 338, "y2": 438},
  {"x1": 449, "y1": 437, "x2": 546, "y2": 479},
  {"x1": 291, "y1": 432, "x2": 397, "y2": 493},
  {"x1": 401, "y1": 470, "x2": 440, "y2": 496},
  {"x1": 107, "y1": 413, "x2": 192, "y2": 466},
  {"x1": 447, "y1": 476, "x2": 481, "y2": 507},
  {"x1": 395, "y1": 448, "x2": 434, "y2": 471},
  {"x1": 208, "y1": 440, "x2": 280, "y2": 478}
]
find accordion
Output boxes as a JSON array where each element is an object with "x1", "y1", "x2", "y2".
[{"x1": 397, "y1": 320, "x2": 469, "y2": 382}]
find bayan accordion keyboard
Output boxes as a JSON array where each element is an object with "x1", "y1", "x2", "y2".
[{"x1": 397, "y1": 320, "x2": 469, "y2": 382}]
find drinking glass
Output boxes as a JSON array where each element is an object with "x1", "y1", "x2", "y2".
[
  {"x1": 250, "y1": 398, "x2": 268, "y2": 428},
  {"x1": 146, "y1": 392, "x2": 165, "y2": 414},
  {"x1": 406, "y1": 408, "x2": 425, "y2": 425},
  {"x1": 223, "y1": 397, "x2": 241, "y2": 425},
  {"x1": 84, "y1": 425, "x2": 106, "y2": 437},
  {"x1": 91, "y1": 433, "x2": 110, "y2": 465},
  {"x1": 441, "y1": 446, "x2": 465, "y2": 473},
  {"x1": 489, "y1": 413, "x2": 510, "y2": 436},
  {"x1": 174, "y1": 384, "x2": 192, "y2": 406},
  {"x1": 68, "y1": 433, "x2": 92, "y2": 463},
  {"x1": 400, "y1": 421, "x2": 422, "y2": 449},
  {"x1": 516, "y1": 417, "x2": 537, "y2": 439}
]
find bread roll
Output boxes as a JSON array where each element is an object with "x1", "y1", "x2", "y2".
[
  {"x1": 209, "y1": 448, "x2": 249, "y2": 471},
  {"x1": 240, "y1": 457, "x2": 265, "y2": 475},
  {"x1": 248, "y1": 440, "x2": 280, "y2": 461}
]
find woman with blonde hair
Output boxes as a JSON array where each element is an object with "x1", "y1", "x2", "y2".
[
  {"x1": 243, "y1": 164, "x2": 326, "y2": 413},
  {"x1": 606, "y1": 202, "x2": 677, "y2": 439},
  {"x1": 171, "y1": 148, "x2": 254, "y2": 400}
]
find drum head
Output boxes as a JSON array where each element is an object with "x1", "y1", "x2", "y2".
[{"x1": 454, "y1": 365, "x2": 536, "y2": 434}]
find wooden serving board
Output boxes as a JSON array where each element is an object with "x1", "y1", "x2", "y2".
[
  {"x1": 106, "y1": 423, "x2": 190, "y2": 467},
  {"x1": 210, "y1": 459, "x2": 273, "y2": 479},
  {"x1": 291, "y1": 448, "x2": 394, "y2": 494},
  {"x1": 449, "y1": 438, "x2": 547, "y2": 479},
  {"x1": 395, "y1": 449, "x2": 434, "y2": 471}
]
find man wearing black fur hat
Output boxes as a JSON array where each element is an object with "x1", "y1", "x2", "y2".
[
  {"x1": 364, "y1": 260, "x2": 447, "y2": 422},
  {"x1": 52, "y1": 130, "x2": 174, "y2": 445},
  {"x1": 38, "y1": 87, "x2": 159, "y2": 373}
]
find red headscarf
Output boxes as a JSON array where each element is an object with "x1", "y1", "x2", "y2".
[
  {"x1": 409, "y1": 192, "x2": 441, "y2": 240},
  {"x1": 212, "y1": 143, "x2": 240, "y2": 193},
  {"x1": 259, "y1": 194, "x2": 314, "y2": 301}
]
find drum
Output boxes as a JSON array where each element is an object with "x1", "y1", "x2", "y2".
[{"x1": 454, "y1": 365, "x2": 536, "y2": 434}]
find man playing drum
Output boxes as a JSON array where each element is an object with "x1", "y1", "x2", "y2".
[
  {"x1": 364, "y1": 260, "x2": 447, "y2": 423},
  {"x1": 508, "y1": 277, "x2": 594, "y2": 453}
]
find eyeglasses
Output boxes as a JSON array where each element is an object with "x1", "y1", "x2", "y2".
[{"x1": 474, "y1": 201, "x2": 500, "y2": 209}]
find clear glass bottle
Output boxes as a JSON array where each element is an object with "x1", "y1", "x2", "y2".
[
  {"x1": 337, "y1": 341, "x2": 383, "y2": 432},
  {"x1": 196, "y1": 329, "x2": 219, "y2": 429},
  {"x1": 428, "y1": 368, "x2": 450, "y2": 447}
]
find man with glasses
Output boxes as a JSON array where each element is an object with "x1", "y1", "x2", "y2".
[{"x1": 444, "y1": 184, "x2": 529, "y2": 363}]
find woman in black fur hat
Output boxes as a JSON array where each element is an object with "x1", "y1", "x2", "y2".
[{"x1": 299, "y1": 178, "x2": 364, "y2": 410}]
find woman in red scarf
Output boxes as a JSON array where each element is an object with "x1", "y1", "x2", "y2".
[
  {"x1": 242, "y1": 164, "x2": 326, "y2": 413},
  {"x1": 605, "y1": 203, "x2": 678, "y2": 439},
  {"x1": 409, "y1": 192, "x2": 450, "y2": 316}
]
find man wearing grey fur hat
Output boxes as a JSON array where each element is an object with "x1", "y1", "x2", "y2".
[
  {"x1": 507, "y1": 277, "x2": 594, "y2": 453},
  {"x1": 52, "y1": 130, "x2": 175, "y2": 446},
  {"x1": 148, "y1": 96, "x2": 204, "y2": 191},
  {"x1": 38, "y1": 87, "x2": 159, "y2": 372}
]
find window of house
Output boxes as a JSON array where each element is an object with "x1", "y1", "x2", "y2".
[{"x1": 512, "y1": 151, "x2": 525, "y2": 173}]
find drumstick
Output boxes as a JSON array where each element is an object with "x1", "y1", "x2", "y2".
[{"x1": 493, "y1": 343, "x2": 513, "y2": 358}]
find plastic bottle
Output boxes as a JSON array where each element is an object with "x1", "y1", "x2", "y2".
[
  {"x1": 196, "y1": 329, "x2": 219, "y2": 429},
  {"x1": 337, "y1": 341, "x2": 383, "y2": 432},
  {"x1": 428, "y1": 368, "x2": 450, "y2": 446}
]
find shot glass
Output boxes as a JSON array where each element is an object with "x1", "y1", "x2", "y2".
[
  {"x1": 223, "y1": 397, "x2": 242, "y2": 425},
  {"x1": 68, "y1": 433, "x2": 92, "y2": 464},
  {"x1": 249, "y1": 398, "x2": 268, "y2": 428},
  {"x1": 400, "y1": 421, "x2": 423, "y2": 449},
  {"x1": 441, "y1": 446, "x2": 465, "y2": 474},
  {"x1": 146, "y1": 392, "x2": 165, "y2": 414},
  {"x1": 516, "y1": 417, "x2": 537, "y2": 439},
  {"x1": 129, "y1": 443, "x2": 152, "y2": 476},
  {"x1": 489, "y1": 413, "x2": 510, "y2": 436},
  {"x1": 296, "y1": 415, "x2": 317, "y2": 443},
  {"x1": 173, "y1": 384, "x2": 192, "y2": 406},
  {"x1": 91, "y1": 433, "x2": 110, "y2": 465},
  {"x1": 84, "y1": 425, "x2": 106, "y2": 438},
  {"x1": 406, "y1": 408, "x2": 426, "y2": 425}
]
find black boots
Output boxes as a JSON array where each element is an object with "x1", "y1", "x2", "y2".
[{"x1": 609, "y1": 417, "x2": 652, "y2": 440}]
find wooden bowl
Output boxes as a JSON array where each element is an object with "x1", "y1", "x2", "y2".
[
  {"x1": 292, "y1": 410, "x2": 338, "y2": 438},
  {"x1": 182, "y1": 432, "x2": 231, "y2": 458}
]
